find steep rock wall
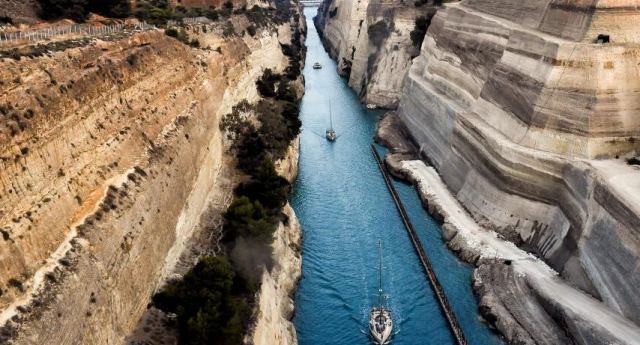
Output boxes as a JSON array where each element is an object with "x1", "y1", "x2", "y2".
[
  {"x1": 251, "y1": 139, "x2": 302, "y2": 345},
  {"x1": 251, "y1": 6, "x2": 306, "y2": 343},
  {"x1": 395, "y1": 0, "x2": 640, "y2": 336},
  {"x1": 0, "y1": 9, "x2": 299, "y2": 344},
  {"x1": 315, "y1": 0, "x2": 436, "y2": 108}
]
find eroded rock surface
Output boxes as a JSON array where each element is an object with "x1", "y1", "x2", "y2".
[
  {"x1": 313, "y1": 0, "x2": 640, "y2": 342},
  {"x1": 397, "y1": 0, "x2": 640, "y2": 327},
  {"x1": 0, "y1": 4, "x2": 304, "y2": 344},
  {"x1": 315, "y1": 0, "x2": 438, "y2": 108}
]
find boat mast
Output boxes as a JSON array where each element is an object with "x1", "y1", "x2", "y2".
[
  {"x1": 329, "y1": 103, "x2": 334, "y2": 130},
  {"x1": 379, "y1": 241, "x2": 383, "y2": 308}
]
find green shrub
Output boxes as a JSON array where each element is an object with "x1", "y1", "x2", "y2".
[
  {"x1": 276, "y1": 82, "x2": 297, "y2": 102},
  {"x1": 205, "y1": 9, "x2": 219, "y2": 20},
  {"x1": 37, "y1": 0, "x2": 89, "y2": 21},
  {"x1": 235, "y1": 159, "x2": 290, "y2": 212},
  {"x1": 153, "y1": 256, "x2": 250, "y2": 345},
  {"x1": 37, "y1": 0, "x2": 131, "y2": 21},
  {"x1": 90, "y1": 0, "x2": 131, "y2": 18},
  {"x1": 165, "y1": 27, "x2": 193, "y2": 46},
  {"x1": 222, "y1": 21, "x2": 236, "y2": 36},
  {"x1": 135, "y1": 0, "x2": 182, "y2": 24},
  {"x1": 165, "y1": 27, "x2": 179, "y2": 38},
  {"x1": 223, "y1": 196, "x2": 276, "y2": 242},
  {"x1": 256, "y1": 68, "x2": 281, "y2": 98}
]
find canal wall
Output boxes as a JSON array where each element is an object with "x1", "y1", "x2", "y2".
[
  {"x1": 314, "y1": 0, "x2": 435, "y2": 108},
  {"x1": 395, "y1": 0, "x2": 640, "y2": 329},
  {"x1": 251, "y1": 3, "x2": 306, "y2": 342},
  {"x1": 0, "y1": 2, "x2": 304, "y2": 343},
  {"x1": 384, "y1": 155, "x2": 640, "y2": 345},
  {"x1": 251, "y1": 135, "x2": 303, "y2": 345}
]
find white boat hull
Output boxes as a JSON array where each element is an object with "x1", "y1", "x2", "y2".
[{"x1": 369, "y1": 307, "x2": 393, "y2": 345}]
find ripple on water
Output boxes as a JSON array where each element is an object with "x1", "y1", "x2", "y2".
[{"x1": 293, "y1": 7, "x2": 502, "y2": 345}]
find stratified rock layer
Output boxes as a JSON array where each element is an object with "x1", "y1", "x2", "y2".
[
  {"x1": 315, "y1": 0, "x2": 436, "y2": 108},
  {"x1": 395, "y1": 0, "x2": 640, "y2": 338},
  {"x1": 0, "y1": 8, "x2": 301, "y2": 343}
]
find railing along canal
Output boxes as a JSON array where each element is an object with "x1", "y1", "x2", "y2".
[{"x1": 371, "y1": 144, "x2": 468, "y2": 345}]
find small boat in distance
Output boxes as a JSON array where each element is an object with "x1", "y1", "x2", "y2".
[
  {"x1": 326, "y1": 103, "x2": 337, "y2": 141},
  {"x1": 313, "y1": 62, "x2": 322, "y2": 69},
  {"x1": 370, "y1": 242, "x2": 393, "y2": 345}
]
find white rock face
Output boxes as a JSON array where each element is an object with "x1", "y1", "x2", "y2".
[
  {"x1": 250, "y1": 135, "x2": 302, "y2": 345},
  {"x1": 317, "y1": 0, "x2": 640, "y2": 342},
  {"x1": 397, "y1": 0, "x2": 640, "y2": 331},
  {"x1": 394, "y1": 159, "x2": 640, "y2": 345},
  {"x1": 251, "y1": 204, "x2": 302, "y2": 345},
  {"x1": 314, "y1": 0, "x2": 432, "y2": 108}
]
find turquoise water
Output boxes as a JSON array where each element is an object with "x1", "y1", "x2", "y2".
[{"x1": 292, "y1": 8, "x2": 502, "y2": 345}]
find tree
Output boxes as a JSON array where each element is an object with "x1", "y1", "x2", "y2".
[
  {"x1": 235, "y1": 160, "x2": 290, "y2": 212},
  {"x1": 256, "y1": 68, "x2": 281, "y2": 98},
  {"x1": 38, "y1": 0, "x2": 89, "y2": 21},
  {"x1": 223, "y1": 196, "x2": 276, "y2": 241},
  {"x1": 37, "y1": 0, "x2": 132, "y2": 21},
  {"x1": 89, "y1": 0, "x2": 131, "y2": 18},
  {"x1": 153, "y1": 256, "x2": 244, "y2": 345}
]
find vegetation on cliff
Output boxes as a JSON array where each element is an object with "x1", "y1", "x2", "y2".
[
  {"x1": 36, "y1": 0, "x2": 131, "y2": 21},
  {"x1": 153, "y1": 257, "x2": 252, "y2": 345},
  {"x1": 153, "y1": 5, "x2": 304, "y2": 343}
]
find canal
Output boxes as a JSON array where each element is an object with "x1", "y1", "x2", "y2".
[{"x1": 292, "y1": 7, "x2": 502, "y2": 345}]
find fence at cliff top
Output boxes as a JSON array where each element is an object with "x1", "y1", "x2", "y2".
[
  {"x1": 0, "y1": 22, "x2": 156, "y2": 48},
  {"x1": 167, "y1": 17, "x2": 212, "y2": 26},
  {"x1": 371, "y1": 144, "x2": 469, "y2": 345}
]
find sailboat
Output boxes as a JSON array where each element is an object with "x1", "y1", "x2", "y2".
[
  {"x1": 369, "y1": 241, "x2": 393, "y2": 345},
  {"x1": 326, "y1": 103, "x2": 337, "y2": 141}
]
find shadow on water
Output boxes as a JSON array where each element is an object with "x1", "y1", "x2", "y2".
[{"x1": 292, "y1": 7, "x2": 503, "y2": 345}]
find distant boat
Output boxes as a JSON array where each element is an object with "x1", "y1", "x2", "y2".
[
  {"x1": 313, "y1": 62, "x2": 322, "y2": 69},
  {"x1": 370, "y1": 241, "x2": 393, "y2": 345},
  {"x1": 326, "y1": 103, "x2": 336, "y2": 141}
]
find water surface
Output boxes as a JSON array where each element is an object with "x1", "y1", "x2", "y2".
[{"x1": 292, "y1": 8, "x2": 502, "y2": 345}]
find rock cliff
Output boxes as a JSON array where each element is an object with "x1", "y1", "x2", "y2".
[
  {"x1": 398, "y1": 0, "x2": 640, "y2": 327},
  {"x1": 318, "y1": 0, "x2": 640, "y2": 343},
  {"x1": 0, "y1": 4, "x2": 304, "y2": 344},
  {"x1": 314, "y1": 0, "x2": 437, "y2": 108},
  {"x1": 251, "y1": 16, "x2": 305, "y2": 343}
]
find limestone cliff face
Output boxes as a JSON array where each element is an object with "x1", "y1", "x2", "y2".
[
  {"x1": 315, "y1": 0, "x2": 436, "y2": 108},
  {"x1": 318, "y1": 0, "x2": 640, "y2": 343},
  {"x1": 250, "y1": 141, "x2": 302, "y2": 345},
  {"x1": 0, "y1": 8, "x2": 300, "y2": 344},
  {"x1": 251, "y1": 6, "x2": 305, "y2": 343},
  {"x1": 390, "y1": 0, "x2": 640, "y2": 341}
]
